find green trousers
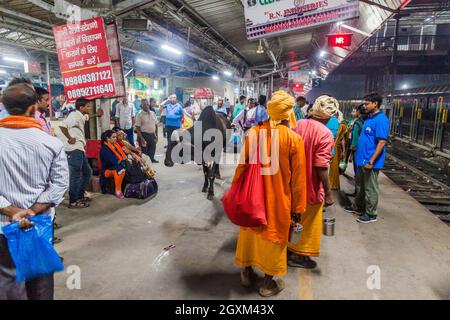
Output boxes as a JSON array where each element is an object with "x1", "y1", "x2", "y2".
[{"x1": 354, "y1": 166, "x2": 380, "y2": 216}]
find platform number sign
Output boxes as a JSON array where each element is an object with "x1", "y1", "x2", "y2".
[
  {"x1": 327, "y1": 33, "x2": 353, "y2": 47},
  {"x1": 312, "y1": 78, "x2": 321, "y2": 88}
]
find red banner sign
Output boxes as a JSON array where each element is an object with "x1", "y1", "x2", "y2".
[
  {"x1": 193, "y1": 87, "x2": 215, "y2": 99},
  {"x1": 327, "y1": 33, "x2": 353, "y2": 47},
  {"x1": 53, "y1": 16, "x2": 116, "y2": 102}
]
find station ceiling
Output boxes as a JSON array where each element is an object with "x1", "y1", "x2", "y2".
[{"x1": 0, "y1": 0, "x2": 446, "y2": 83}]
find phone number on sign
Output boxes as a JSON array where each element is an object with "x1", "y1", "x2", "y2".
[
  {"x1": 64, "y1": 70, "x2": 112, "y2": 86},
  {"x1": 67, "y1": 83, "x2": 114, "y2": 99}
]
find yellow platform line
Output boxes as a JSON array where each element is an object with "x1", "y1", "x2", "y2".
[{"x1": 298, "y1": 269, "x2": 313, "y2": 300}]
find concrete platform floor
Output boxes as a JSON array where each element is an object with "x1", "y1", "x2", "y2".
[{"x1": 53, "y1": 133, "x2": 450, "y2": 300}]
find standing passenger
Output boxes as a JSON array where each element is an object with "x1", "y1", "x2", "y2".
[
  {"x1": 288, "y1": 95, "x2": 337, "y2": 269},
  {"x1": 115, "y1": 96, "x2": 136, "y2": 146},
  {"x1": 34, "y1": 87, "x2": 53, "y2": 135},
  {"x1": 353, "y1": 93, "x2": 390, "y2": 223},
  {"x1": 293, "y1": 96, "x2": 307, "y2": 121},
  {"x1": 136, "y1": 98, "x2": 159, "y2": 163},
  {"x1": 0, "y1": 84, "x2": 69, "y2": 300},
  {"x1": 59, "y1": 98, "x2": 93, "y2": 209},
  {"x1": 235, "y1": 90, "x2": 307, "y2": 297},
  {"x1": 162, "y1": 94, "x2": 183, "y2": 167},
  {"x1": 232, "y1": 95, "x2": 246, "y2": 120}
]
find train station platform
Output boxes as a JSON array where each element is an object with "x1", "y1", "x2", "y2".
[{"x1": 53, "y1": 137, "x2": 450, "y2": 300}]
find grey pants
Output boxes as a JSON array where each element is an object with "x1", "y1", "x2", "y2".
[
  {"x1": 0, "y1": 235, "x2": 54, "y2": 300},
  {"x1": 354, "y1": 166, "x2": 380, "y2": 216}
]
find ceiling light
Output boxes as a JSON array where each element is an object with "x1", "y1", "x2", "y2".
[
  {"x1": 136, "y1": 58, "x2": 154, "y2": 65},
  {"x1": 3, "y1": 57, "x2": 26, "y2": 63},
  {"x1": 161, "y1": 44, "x2": 182, "y2": 55},
  {"x1": 212, "y1": 75, "x2": 219, "y2": 80},
  {"x1": 0, "y1": 70, "x2": 7, "y2": 74},
  {"x1": 319, "y1": 50, "x2": 327, "y2": 57},
  {"x1": 223, "y1": 70, "x2": 232, "y2": 76},
  {"x1": 256, "y1": 40, "x2": 264, "y2": 54},
  {"x1": 402, "y1": 84, "x2": 408, "y2": 90},
  {"x1": 311, "y1": 70, "x2": 317, "y2": 76}
]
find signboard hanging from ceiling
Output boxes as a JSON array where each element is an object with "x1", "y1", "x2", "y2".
[
  {"x1": 53, "y1": 16, "x2": 117, "y2": 101},
  {"x1": 244, "y1": 0, "x2": 359, "y2": 40},
  {"x1": 327, "y1": 33, "x2": 353, "y2": 47}
]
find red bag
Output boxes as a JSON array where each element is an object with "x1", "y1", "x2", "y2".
[{"x1": 221, "y1": 133, "x2": 267, "y2": 227}]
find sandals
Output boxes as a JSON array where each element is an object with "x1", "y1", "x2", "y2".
[
  {"x1": 288, "y1": 255, "x2": 317, "y2": 269},
  {"x1": 240, "y1": 269, "x2": 257, "y2": 288},
  {"x1": 80, "y1": 196, "x2": 92, "y2": 202},
  {"x1": 68, "y1": 200, "x2": 90, "y2": 209},
  {"x1": 259, "y1": 279, "x2": 285, "y2": 297}
]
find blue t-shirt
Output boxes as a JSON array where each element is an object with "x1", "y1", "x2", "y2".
[
  {"x1": 355, "y1": 111, "x2": 390, "y2": 169},
  {"x1": 326, "y1": 116, "x2": 340, "y2": 139},
  {"x1": 164, "y1": 103, "x2": 183, "y2": 128}
]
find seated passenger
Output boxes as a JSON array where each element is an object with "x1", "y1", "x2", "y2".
[
  {"x1": 100, "y1": 130, "x2": 127, "y2": 199},
  {"x1": 114, "y1": 128, "x2": 154, "y2": 178}
]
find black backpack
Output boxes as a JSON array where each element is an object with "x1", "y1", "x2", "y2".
[{"x1": 122, "y1": 161, "x2": 148, "y2": 184}]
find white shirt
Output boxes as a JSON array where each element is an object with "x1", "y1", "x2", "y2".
[
  {"x1": 135, "y1": 110, "x2": 158, "y2": 134},
  {"x1": 59, "y1": 110, "x2": 87, "y2": 153},
  {"x1": 116, "y1": 102, "x2": 135, "y2": 130},
  {"x1": 0, "y1": 127, "x2": 69, "y2": 234}
]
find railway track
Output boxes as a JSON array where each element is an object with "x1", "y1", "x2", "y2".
[{"x1": 384, "y1": 152, "x2": 450, "y2": 225}]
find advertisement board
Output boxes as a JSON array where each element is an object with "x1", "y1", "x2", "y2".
[
  {"x1": 53, "y1": 16, "x2": 116, "y2": 101},
  {"x1": 244, "y1": 0, "x2": 359, "y2": 40},
  {"x1": 288, "y1": 70, "x2": 310, "y2": 84}
]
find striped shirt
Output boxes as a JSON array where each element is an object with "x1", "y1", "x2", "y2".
[{"x1": 0, "y1": 127, "x2": 69, "y2": 234}]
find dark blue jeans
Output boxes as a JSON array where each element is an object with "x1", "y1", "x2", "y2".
[
  {"x1": 123, "y1": 128, "x2": 135, "y2": 146},
  {"x1": 67, "y1": 150, "x2": 92, "y2": 204}
]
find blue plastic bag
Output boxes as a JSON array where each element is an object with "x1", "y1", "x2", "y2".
[{"x1": 1, "y1": 214, "x2": 64, "y2": 282}]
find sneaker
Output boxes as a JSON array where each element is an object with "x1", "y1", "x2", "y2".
[
  {"x1": 357, "y1": 213, "x2": 378, "y2": 223},
  {"x1": 344, "y1": 205, "x2": 363, "y2": 215}
]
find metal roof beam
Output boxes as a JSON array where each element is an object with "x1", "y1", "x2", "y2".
[
  {"x1": 359, "y1": 0, "x2": 397, "y2": 13},
  {"x1": 111, "y1": 0, "x2": 159, "y2": 17}
]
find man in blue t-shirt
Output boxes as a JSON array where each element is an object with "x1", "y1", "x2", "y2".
[
  {"x1": 346, "y1": 93, "x2": 389, "y2": 223},
  {"x1": 162, "y1": 94, "x2": 183, "y2": 166}
]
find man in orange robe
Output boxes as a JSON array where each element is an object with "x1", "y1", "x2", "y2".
[{"x1": 234, "y1": 90, "x2": 307, "y2": 297}]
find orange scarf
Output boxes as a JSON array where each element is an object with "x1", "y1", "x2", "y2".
[
  {"x1": 0, "y1": 115, "x2": 42, "y2": 130},
  {"x1": 105, "y1": 142, "x2": 127, "y2": 161}
]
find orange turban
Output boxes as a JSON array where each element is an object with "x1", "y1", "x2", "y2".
[{"x1": 267, "y1": 90, "x2": 296, "y2": 128}]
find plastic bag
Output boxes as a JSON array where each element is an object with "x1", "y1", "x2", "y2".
[
  {"x1": 1, "y1": 214, "x2": 64, "y2": 282},
  {"x1": 222, "y1": 132, "x2": 267, "y2": 227}
]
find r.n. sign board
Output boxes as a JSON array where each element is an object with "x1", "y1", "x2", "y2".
[{"x1": 244, "y1": 0, "x2": 359, "y2": 40}]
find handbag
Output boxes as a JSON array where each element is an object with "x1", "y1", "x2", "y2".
[
  {"x1": 122, "y1": 160, "x2": 148, "y2": 184},
  {"x1": 221, "y1": 127, "x2": 267, "y2": 227}
]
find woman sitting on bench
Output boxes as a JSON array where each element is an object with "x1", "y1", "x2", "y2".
[{"x1": 100, "y1": 130, "x2": 127, "y2": 199}]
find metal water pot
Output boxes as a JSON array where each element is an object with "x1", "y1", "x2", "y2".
[{"x1": 323, "y1": 217, "x2": 335, "y2": 236}]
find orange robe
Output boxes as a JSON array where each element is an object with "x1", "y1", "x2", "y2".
[
  {"x1": 234, "y1": 121, "x2": 307, "y2": 276},
  {"x1": 329, "y1": 123, "x2": 348, "y2": 190}
]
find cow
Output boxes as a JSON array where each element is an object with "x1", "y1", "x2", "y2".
[{"x1": 166, "y1": 106, "x2": 230, "y2": 200}]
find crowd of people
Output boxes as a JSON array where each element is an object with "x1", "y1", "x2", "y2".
[
  {"x1": 232, "y1": 90, "x2": 390, "y2": 297},
  {"x1": 0, "y1": 76, "x2": 390, "y2": 299}
]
